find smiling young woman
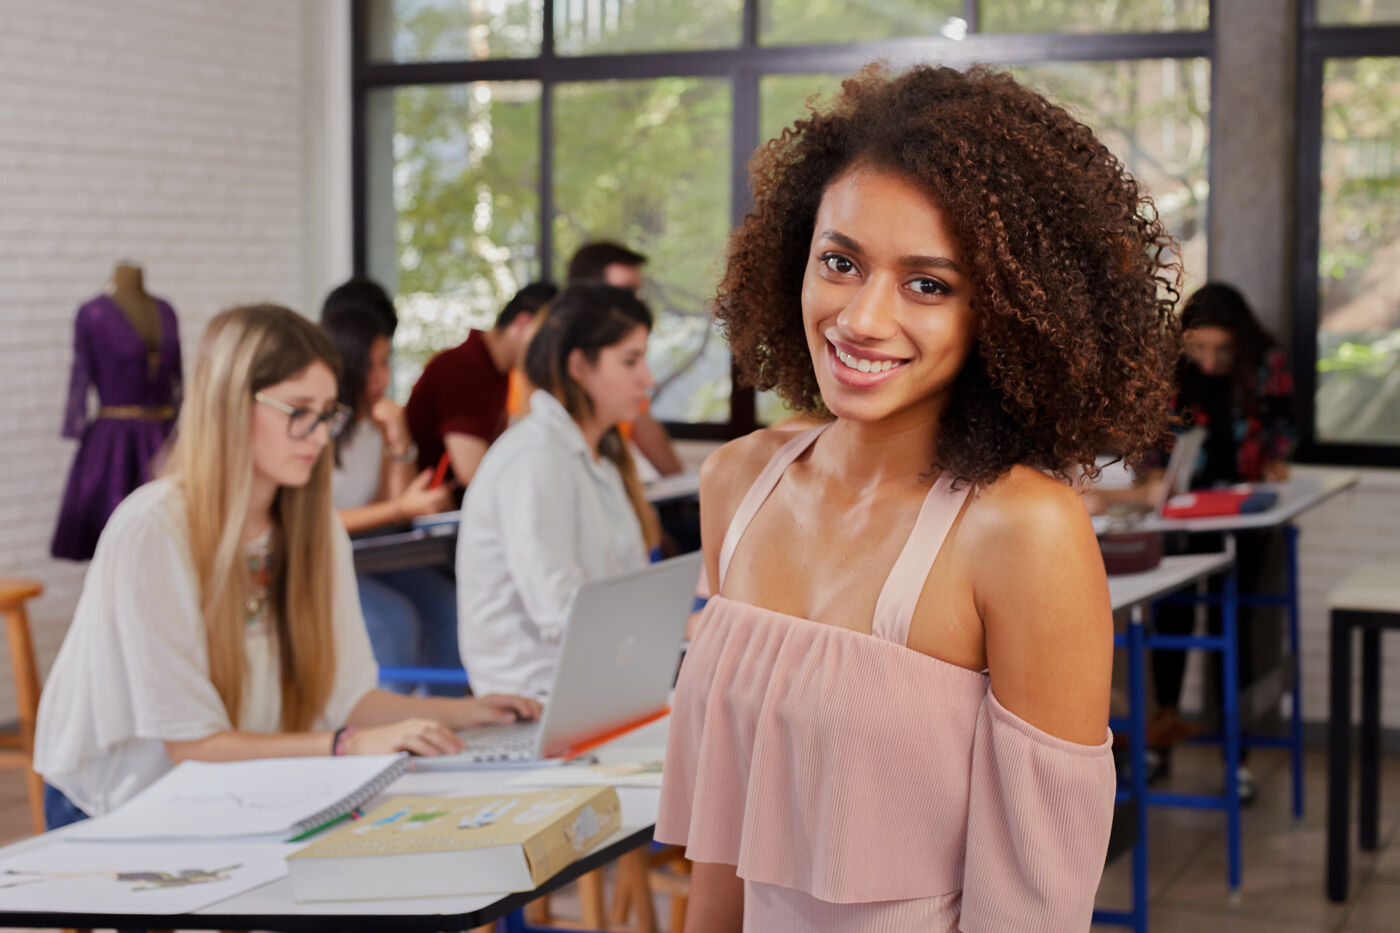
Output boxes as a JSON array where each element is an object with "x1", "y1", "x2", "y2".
[{"x1": 656, "y1": 64, "x2": 1180, "y2": 932}]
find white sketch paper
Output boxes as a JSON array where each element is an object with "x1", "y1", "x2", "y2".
[
  {"x1": 0, "y1": 840, "x2": 291, "y2": 914},
  {"x1": 66, "y1": 755, "x2": 405, "y2": 841}
]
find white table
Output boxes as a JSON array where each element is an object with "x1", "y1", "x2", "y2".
[
  {"x1": 351, "y1": 473, "x2": 702, "y2": 576},
  {"x1": 1327, "y1": 563, "x2": 1400, "y2": 902},
  {"x1": 1107, "y1": 552, "x2": 1235, "y2": 608},
  {"x1": 1096, "y1": 552, "x2": 1235, "y2": 933},
  {"x1": 1095, "y1": 473, "x2": 1359, "y2": 823},
  {"x1": 0, "y1": 721, "x2": 670, "y2": 931},
  {"x1": 1092, "y1": 473, "x2": 1358, "y2": 536},
  {"x1": 0, "y1": 560, "x2": 1235, "y2": 932}
]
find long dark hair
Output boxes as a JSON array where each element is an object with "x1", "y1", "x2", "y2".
[
  {"x1": 1180, "y1": 282, "x2": 1275, "y2": 387},
  {"x1": 321, "y1": 303, "x2": 391, "y2": 459},
  {"x1": 524, "y1": 284, "x2": 659, "y2": 549}
]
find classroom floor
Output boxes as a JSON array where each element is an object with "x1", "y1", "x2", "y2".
[{"x1": 1, "y1": 747, "x2": 1399, "y2": 932}]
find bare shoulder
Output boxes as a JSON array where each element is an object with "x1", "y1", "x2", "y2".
[
  {"x1": 961, "y1": 465, "x2": 1112, "y2": 744},
  {"x1": 960, "y1": 464, "x2": 1096, "y2": 550},
  {"x1": 960, "y1": 464, "x2": 1104, "y2": 610},
  {"x1": 696, "y1": 429, "x2": 798, "y2": 597},
  {"x1": 699, "y1": 428, "x2": 794, "y2": 521}
]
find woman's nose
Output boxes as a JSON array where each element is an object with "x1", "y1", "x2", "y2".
[{"x1": 835, "y1": 280, "x2": 898, "y2": 341}]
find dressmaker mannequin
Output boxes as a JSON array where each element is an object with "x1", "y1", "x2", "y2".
[
  {"x1": 110, "y1": 262, "x2": 162, "y2": 376},
  {"x1": 50, "y1": 266, "x2": 182, "y2": 560}
]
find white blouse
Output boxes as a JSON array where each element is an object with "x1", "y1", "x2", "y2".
[
  {"x1": 332, "y1": 421, "x2": 384, "y2": 511},
  {"x1": 34, "y1": 478, "x2": 378, "y2": 817},
  {"x1": 456, "y1": 390, "x2": 648, "y2": 697}
]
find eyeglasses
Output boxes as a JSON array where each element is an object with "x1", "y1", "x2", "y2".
[{"x1": 254, "y1": 392, "x2": 352, "y2": 440}]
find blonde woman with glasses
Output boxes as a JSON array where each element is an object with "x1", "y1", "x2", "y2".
[{"x1": 35, "y1": 304, "x2": 539, "y2": 826}]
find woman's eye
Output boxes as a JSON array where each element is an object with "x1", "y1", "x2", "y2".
[
  {"x1": 820, "y1": 253, "x2": 856, "y2": 275},
  {"x1": 912, "y1": 277, "x2": 950, "y2": 297}
]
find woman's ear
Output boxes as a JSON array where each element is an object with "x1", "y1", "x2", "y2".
[{"x1": 567, "y1": 347, "x2": 589, "y2": 383}]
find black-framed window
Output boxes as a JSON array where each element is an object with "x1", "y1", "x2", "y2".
[
  {"x1": 353, "y1": 0, "x2": 1213, "y2": 439},
  {"x1": 1295, "y1": 0, "x2": 1400, "y2": 466}
]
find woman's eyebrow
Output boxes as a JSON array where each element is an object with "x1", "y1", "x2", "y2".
[
  {"x1": 818, "y1": 229, "x2": 862, "y2": 253},
  {"x1": 820, "y1": 229, "x2": 962, "y2": 274},
  {"x1": 899, "y1": 253, "x2": 962, "y2": 274}
]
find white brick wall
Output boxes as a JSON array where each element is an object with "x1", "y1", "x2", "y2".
[{"x1": 0, "y1": 0, "x2": 348, "y2": 723}]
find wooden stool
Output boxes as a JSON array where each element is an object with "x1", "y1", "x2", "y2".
[
  {"x1": 507, "y1": 865, "x2": 608, "y2": 930},
  {"x1": 645, "y1": 847, "x2": 690, "y2": 933},
  {"x1": 605, "y1": 848, "x2": 657, "y2": 932},
  {"x1": 1326, "y1": 562, "x2": 1400, "y2": 903},
  {"x1": 0, "y1": 579, "x2": 45, "y2": 836}
]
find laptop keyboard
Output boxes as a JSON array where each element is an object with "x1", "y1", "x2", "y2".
[{"x1": 455, "y1": 721, "x2": 543, "y2": 763}]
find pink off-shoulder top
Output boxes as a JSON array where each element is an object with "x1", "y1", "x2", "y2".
[{"x1": 656, "y1": 424, "x2": 1116, "y2": 932}]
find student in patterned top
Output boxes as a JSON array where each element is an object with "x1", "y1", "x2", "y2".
[
  {"x1": 1174, "y1": 281, "x2": 1295, "y2": 484},
  {"x1": 1148, "y1": 283, "x2": 1297, "y2": 798}
]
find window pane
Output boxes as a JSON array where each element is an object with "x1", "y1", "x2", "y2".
[
  {"x1": 553, "y1": 79, "x2": 733, "y2": 423},
  {"x1": 761, "y1": 0, "x2": 963, "y2": 46},
  {"x1": 554, "y1": 0, "x2": 742, "y2": 56},
  {"x1": 981, "y1": 0, "x2": 1207, "y2": 33},
  {"x1": 754, "y1": 74, "x2": 847, "y2": 426},
  {"x1": 1317, "y1": 0, "x2": 1400, "y2": 25},
  {"x1": 365, "y1": 0, "x2": 542, "y2": 62},
  {"x1": 1009, "y1": 59, "x2": 1211, "y2": 295},
  {"x1": 366, "y1": 83, "x2": 542, "y2": 397},
  {"x1": 1316, "y1": 57, "x2": 1400, "y2": 444},
  {"x1": 759, "y1": 73, "x2": 844, "y2": 146}
]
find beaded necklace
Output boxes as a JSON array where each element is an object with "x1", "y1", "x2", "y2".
[{"x1": 245, "y1": 538, "x2": 272, "y2": 624}]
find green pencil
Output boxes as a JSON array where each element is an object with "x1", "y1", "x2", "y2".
[{"x1": 288, "y1": 808, "x2": 360, "y2": 843}]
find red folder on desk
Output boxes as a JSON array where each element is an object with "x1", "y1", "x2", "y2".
[{"x1": 1161, "y1": 488, "x2": 1278, "y2": 518}]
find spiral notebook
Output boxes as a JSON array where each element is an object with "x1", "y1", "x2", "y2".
[{"x1": 66, "y1": 754, "x2": 410, "y2": 842}]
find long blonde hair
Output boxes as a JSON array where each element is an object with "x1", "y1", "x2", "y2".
[
  {"x1": 523, "y1": 285, "x2": 661, "y2": 552},
  {"x1": 163, "y1": 304, "x2": 341, "y2": 731}
]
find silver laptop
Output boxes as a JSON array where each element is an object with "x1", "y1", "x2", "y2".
[
  {"x1": 432, "y1": 551, "x2": 703, "y2": 768},
  {"x1": 1152, "y1": 426, "x2": 1207, "y2": 517}
]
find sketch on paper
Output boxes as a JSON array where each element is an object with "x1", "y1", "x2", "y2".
[{"x1": 0, "y1": 841, "x2": 289, "y2": 914}]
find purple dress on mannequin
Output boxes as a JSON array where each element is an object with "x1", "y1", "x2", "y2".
[{"x1": 51, "y1": 295, "x2": 182, "y2": 560}]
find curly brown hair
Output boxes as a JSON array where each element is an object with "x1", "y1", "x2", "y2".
[{"x1": 718, "y1": 63, "x2": 1181, "y2": 484}]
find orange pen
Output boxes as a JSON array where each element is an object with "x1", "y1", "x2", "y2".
[{"x1": 429, "y1": 451, "x2": 451, "y2": 489}]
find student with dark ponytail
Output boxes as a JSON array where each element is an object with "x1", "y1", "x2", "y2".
[{"x1": 455, "y1": 284, "x2": 661, "y2": 697}]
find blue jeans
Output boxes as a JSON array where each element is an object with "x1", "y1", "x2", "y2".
[
  {"x1": 356, "y1": 567, "x2": 464, "y2": 697},
  {"x1": 43, "y1": 782, "x2": 88, "y2": 830}
]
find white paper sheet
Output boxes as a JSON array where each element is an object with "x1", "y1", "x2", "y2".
[
  {"x1": 506, "y1": 745, "x2": 666, "y2": 789},
  {"x1": 0, "y1": 840, "x2": 291, "y2": 914},
  {"x1": 66, "y1": 754, "x2": 406, "y2": 841}
]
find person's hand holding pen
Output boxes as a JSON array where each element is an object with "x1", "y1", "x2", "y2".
[{"x1": 395, "y1": 468, "x2": 455, "y2": 519}]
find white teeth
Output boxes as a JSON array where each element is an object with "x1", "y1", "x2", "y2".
[{"x1": 834, "y1": 346, "x2": 898, "y2": 374}]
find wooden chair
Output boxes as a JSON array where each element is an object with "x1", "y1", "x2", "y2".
[
  {"x1": 0, "y1": 578, "x2": 45, "y2": 836},
  {"x1": 0, "y1": 580, "x2": 96, "y2": 933}
]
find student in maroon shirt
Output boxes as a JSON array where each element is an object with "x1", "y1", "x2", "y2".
[{"x1": 405, "y1": 282, "x2": 557, "y2": 487}]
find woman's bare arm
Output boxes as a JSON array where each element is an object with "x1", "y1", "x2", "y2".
[{"x1": 967, "y1": 469, "x2": 1113, "y2": 744}]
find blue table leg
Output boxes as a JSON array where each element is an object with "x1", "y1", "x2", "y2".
[
  {"x1": 1222, "y1": 559, "x2": 1242, "y2": 894},
  {"x1": 1129, "y1": 604, "x2": 1149, "y2": 933},
  {"x1": 1285, "y1": 523, "x2": 1305, "y2": 820}
]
